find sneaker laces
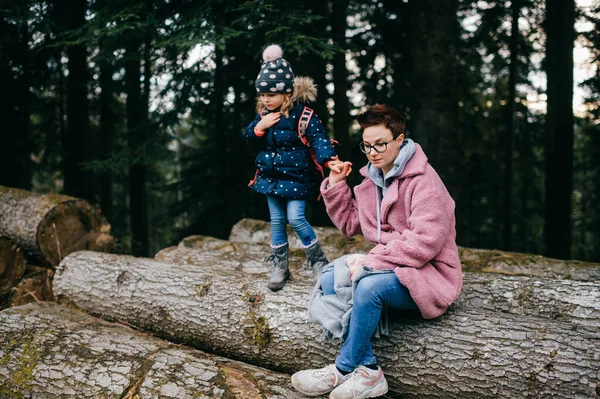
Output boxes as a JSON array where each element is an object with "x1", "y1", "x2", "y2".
[
  {"x1": 339, "y1": 368, "x2": 366, "y2": 398},
  {"x1": 311, "y1": 364, "x2": 339, "y2": 387}
]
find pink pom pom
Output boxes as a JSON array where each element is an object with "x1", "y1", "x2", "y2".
[{"x1": 262, "y1": 44, "x2": 283, "y2": 61}]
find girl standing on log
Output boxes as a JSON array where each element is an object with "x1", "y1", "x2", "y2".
[
  {"x1": 291, "y1": 104, "x2": 463, "y2": 399},
  {"x1": 243, "y1": 45, "x2": 342, "y2": 291}
]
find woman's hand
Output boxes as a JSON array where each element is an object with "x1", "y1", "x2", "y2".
[
  {"x1": 346, "y1": 254, "x2": 367, "y2": 281},
  {"x1": 328, "y1": 159, "x2": 353, "y2": 185},
  {"x1": 255, "y1": 112, "x2": 281, "y2": 132}
]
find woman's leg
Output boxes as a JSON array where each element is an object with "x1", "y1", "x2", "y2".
[
  {"x1": 267, "y1": 196, "x2": 288, "y2": 246},
  {"x1": 286, "y1": 199, "x2": 317, "y2": 246},
  {"x1": 335, "y1": 273, "x2": 418, "y2": 372}
]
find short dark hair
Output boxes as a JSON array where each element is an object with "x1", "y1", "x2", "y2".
[{"x1": 357, "y1": 104, "x2": 406, "y2": 139}]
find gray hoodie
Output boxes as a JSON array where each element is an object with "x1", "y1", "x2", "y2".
[{"x1": 366, "y1": 138, "x2": 416, "y2": 243}]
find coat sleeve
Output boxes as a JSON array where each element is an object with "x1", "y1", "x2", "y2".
[
  {"x1": 320, "y1": 178, "x2": 363, "y2": 237},
  {"x1": 242, "y1": 114, "x2": 263, "y2": 142},
  {"x1": 363, "y1": 173, "x2": 454, "y2": 270},
  {"x1": 305, "y1": 113, "x2": 336, "y2": 165}
]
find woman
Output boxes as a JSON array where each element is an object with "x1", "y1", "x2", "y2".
[{"x1": 291, "y1": 104, "x2": 462, "y2": 399}]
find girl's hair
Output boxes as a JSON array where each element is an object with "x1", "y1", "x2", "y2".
[
  {"x1": 255, "y1": 94, "x2": 294, "y2": 118},
  {"x1": 357, "y1": 104, "x2": 406, "y2": 138}
]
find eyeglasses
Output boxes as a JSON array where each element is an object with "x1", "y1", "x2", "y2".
[{"x1": 359, "y1": 141, "x2": 393, "y2": 154}]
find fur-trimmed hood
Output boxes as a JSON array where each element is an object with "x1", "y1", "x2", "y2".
[{"x1": 292, "y1": 76, "x2": 317, "y2": 104}]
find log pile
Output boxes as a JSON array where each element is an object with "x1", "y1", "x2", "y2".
[
  {"x1": 0, "y1": 302, "x2": 305, "y2": 398},
  {"x1": 3, "y1": 213, "x2": 600, "y2": 397},
  {"x1": 54, "y1": 249, "x2": 600, "y2": 398},
  {"x1": 0, "y1": 186, "x2": 114, "y2": 310},
  {"x1": 228, "y1": 218, "x2": 600, "y2": 281}
]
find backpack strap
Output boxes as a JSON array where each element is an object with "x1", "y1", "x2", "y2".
[{"x1": 298, "y1": 106, "x2": 314, "y2": 147}]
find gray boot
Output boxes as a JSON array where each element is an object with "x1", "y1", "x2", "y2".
[
  {"x1": 304, "y1": 241, "x2": 330, "y2": 282},
  {"x1": 266, "y1": 243, "x2": 290, "y2": 291}
]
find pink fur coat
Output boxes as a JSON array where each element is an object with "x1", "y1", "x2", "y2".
[{"x1": 320, "y1": 144, "x2": 462, "y2": 319}]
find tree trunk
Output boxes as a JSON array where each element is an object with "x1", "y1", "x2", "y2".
[
  {"x1": 227, "y1": 218, "x2": 600, "y2": 280},
  {"x1": 126, "y1": 34, "x2": 149, "y2": 257},
  {"x1": 54, "y1": 251, "x2": 600, "y2": 398},
  {"x1": 0, "y1": 302, "x2": 305, "y2": 399},
  {"x1": 63, "y1": 0, "x2": 91, "y2": 201},
  {"x1": 544, "y1": 0, "x2": 575, "y2": 260},
  {"x1": 0, "y1": 237, "x2": 28, "y2": 292},
  {"x1": 331, "y1": 0, "x2": 350, "y2": 160},
  {"x1": 504, "y1": 0, "x2": 519, "y2": 251},
  {"x1": 99, "y1": 51, "x2": 115, "y2": 223},
  {"x1": 0, "y1": 186, "x2": 113, "y2": 266}
]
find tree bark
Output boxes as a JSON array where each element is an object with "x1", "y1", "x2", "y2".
[
  {"x1": 0, "y1": 186, "x2": 113, "y2": 266},
  {"x1": 155, "y1": 239, "x2": 600, "y2": 327},
  {"x1": 0, "y1": 302, "x2": 306, "y2": 399},
  {"x1": 54, "y1": 251, "x2": 600, "y2": 398},
  {"x1": 227, "y1": 218, "x2": 600, "y2": 281},
  {"x1": 0, "y1": 237, "x2": 28, "y2": 292}
]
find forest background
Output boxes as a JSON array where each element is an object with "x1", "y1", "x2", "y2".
[{"x1": 0, "y1": 0, "x2": 598, "y2": 262}]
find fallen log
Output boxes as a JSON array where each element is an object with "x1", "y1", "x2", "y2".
[
  {"x1": 55, "y1": 251, "x2": 600, "y2": 398},
  {"x1": 0, "y1": 236, "x2": 28, "y2": 292},
  {"x1": 0, "y1": 186, "x2": 113, "y2": 267},
  {"x1": 156, "y1": 239, "x2": 600, "y2": 327},
  {"x1": 0, "y1": 265, "x2": 54, "y2": 310},
  {"x1": 228, "y1": 218, "x2": 600, "y2": 280},
  {"x1": 0, "y1": 302, "x2": 308, "y2": 399}
]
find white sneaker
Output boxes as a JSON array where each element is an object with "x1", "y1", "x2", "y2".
[
  {"x1": 291, "y1": 364, "x2": 349, "y2": 396},
  {"x1": 329, "y1": 365, "x2": 388, "y2": 399}
]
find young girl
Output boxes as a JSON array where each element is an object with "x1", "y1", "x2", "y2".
[{"x1": 243, "y1": 44, "x2": 341, "y2": 291}]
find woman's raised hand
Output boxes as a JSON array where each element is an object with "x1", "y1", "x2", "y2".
[
  {"x1": 328, "y1": 159, "x2": 353, "y2": 185},
  {"x1": 256, "y1": 112, "x2": 281, "y2": 131}
]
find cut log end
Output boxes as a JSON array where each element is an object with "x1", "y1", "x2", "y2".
[
  {"x1": 37, "y1": 200, "x2": 114, "y2": 266},
  {"x1": 0, "y1": 237, "x2": 28, "y2": 292}
]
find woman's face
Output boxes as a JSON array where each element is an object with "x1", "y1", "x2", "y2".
[
  {"x1": 260, "y1": 93, "x2": 285, "y2": 111},
  {"x1": 362, "y1": 124, "x2": 404, "y2": 173}
]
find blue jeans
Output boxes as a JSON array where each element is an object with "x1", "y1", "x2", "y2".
[
  {"x1": 267, "y1": 195, "x2": 317, "y2": 246},
  {"x1": 320, "y1": 270, "x2": 418, "y2": 372}
]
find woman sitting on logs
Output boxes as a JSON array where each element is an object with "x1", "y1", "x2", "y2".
[{"x1": 291, "y1": 104, "x2": 463, "y2": 399}]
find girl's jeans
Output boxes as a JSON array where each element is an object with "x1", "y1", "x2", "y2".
[
  {"x1": 267, "y1": 195, "x2": 316, "y2": 246},
  {"x1": 320, "y1": 270, "x2": 418, "y2": 372}
]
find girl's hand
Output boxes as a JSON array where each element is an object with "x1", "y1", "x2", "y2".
[
  {"x1": 346, "y1": 254, "x2": 367, "y2": 281},
  {"x1": 328, "y1": 160, "x2": 353, "y2": 185},
  {"x1": 255, "y1": 112, "x2": 281, "y2": 132}
]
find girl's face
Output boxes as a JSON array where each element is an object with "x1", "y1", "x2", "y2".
[
  {"x1": 361, "y1": 123, "x2": 404, "y2": 174},
  {"x1": 260, "y1": 93, "x2": 285, "y2": 111}
]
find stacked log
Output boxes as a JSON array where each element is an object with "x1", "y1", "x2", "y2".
[
  {"x1": 0, "y1": 186, "x2": 113, "y2": 267},
  {"x1": 0, "y1": 237, "x2": 28, "y2": 293},
  {"x1": 0, "y1": 302, "x2": 306, "y2": 398},
  {"x1": 228, "y1": 218, "x2": 600, "y2": 281},
  {"x1": 54, "y1": 250, "x2": 600, "y2": 398},
  {"x1": 0, "y1": 186, "x2": 114, "y2": 310}
]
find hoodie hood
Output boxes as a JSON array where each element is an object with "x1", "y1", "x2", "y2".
[{"x1": 365, "y1": 138, "x2": 416, "y2": 244}]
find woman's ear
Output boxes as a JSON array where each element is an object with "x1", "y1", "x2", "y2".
[{"x1": 397, "y1": 133, "x2": 405, "y2": 143}]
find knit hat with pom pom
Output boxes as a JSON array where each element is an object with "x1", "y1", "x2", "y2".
[{"x1": 255, "y1": 44, "x2": 295, "y2": 94}]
